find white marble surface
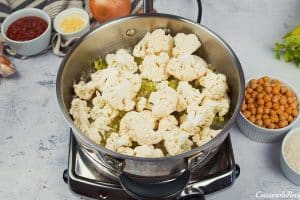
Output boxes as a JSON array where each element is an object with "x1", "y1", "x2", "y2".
[{"x1": 1, "y1": 0, "x2": 300, "y2": 199}]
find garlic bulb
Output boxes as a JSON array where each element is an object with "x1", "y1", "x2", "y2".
[{"x1": 0, "y1": 55, "x2": 16, "y2": 77}]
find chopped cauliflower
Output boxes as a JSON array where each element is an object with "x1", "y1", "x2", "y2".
[
  {"x1": 199, "y1": 70, "x2": 228, "y2": 100},
  {"x1": 134, "y1": 145, "x2": 164, "y2": 158},
  {"x1": 180, "y1": 103, "x2": 216, "y2": 132},
  {"x1": 148, "y1": 81, "x2": 178, "y2": 118},
  {"x1": 136, "y1": 97, "x2": 147, "y2": 112},
  {"x1": 69, "y1": 98, "x2": 91, "y2": 133},
  {"x1": 192, "y1": 127, "x2": 221, "y2": 146},
  {"x1": 106, "y1": 49, "x2": 138, "y2": 73},
  {"x1": 74, "y1": 81, "x2": 96, "y2": 100},
  {"x1": 133, "y1": 29, "x2": 174, "y2": 58},
  {"x1": 166, "y1": 55, "x2": 207, "y2": 81},
  {"x1": 105, "y1": 132, "x2": 132, "y2": 151},
  {"x1": 116, "y1": 146, "x2": 135, "y2": 156},
  {"x1": 158, "y1": 115, "x2": 178, "y2": 131},
  {"x1": 85, "y1": 127, "x2": 102, "y2": 144},
  {"x1": 162, "y1": 128, "x2": 193, "y2": 156},
  {"x1": 119, "y1": 111, "x2": 161, "y2": 145},
  {"x1": 90, "y1": 92, "x2": 119, "y2": 120},
  {"x1": 172, "y1": 33, "x2": 201, "y2": 57},
  {"x1": 176, "y1": 81, "x2": 204, "y2": 112},
  {"x1": 91, "y1": 67, "x2": 120, "y2": 92},
  {"x1": 139, "y1": 52, "x2": 169, "y2": 81}
]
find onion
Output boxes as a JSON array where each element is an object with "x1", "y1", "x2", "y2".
[{"x1": 89, "y1": 0, "x2": 131, "y2": 23}]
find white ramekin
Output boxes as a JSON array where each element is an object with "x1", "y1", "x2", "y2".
[
  {"x1": 1, "y1": 8, "x2": 51, "y2": 56},
  {"x1": 236, "y1": 77, "x2": 300, "y2": 143},
  {"x1": 280, "y1": 127, "x2": 300, "y2": 185},
  {"x1": 53, "y1": 8, "x2": 90, "y2": 41}
]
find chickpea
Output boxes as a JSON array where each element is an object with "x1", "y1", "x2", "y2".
[
  {"x1": 249, "y1": 115, "x2": 256, "y2": 123},
  {"x1": 250, "y1": 81, "x2": 258, "y2": 90},
  {"x1": 242, "y1": 102, "x2": 247, "y2": 111},
  {"x1": 247, "y1": 97, "x2": 254, "y2": 104},
  {"x1": 243, "y1": 110, "x2": 251, "y2": 118},
  {"x1": 265, "y1": 86, "x2": 272, "y2": 94},
  {"x1": 279, "y1": 120, "x2": 288, "y2": 128},
  {"x1": 255, "y1": 119, "x2": 263, "y2": 126},
  {"x1": 268, "y1": 123, "x2": 276, "y2": 129},
  {"x1": 279, "y1": 113, "x2": 288, "y2": 121},
  {"x1": 280, "y1": 86, "x2": 288, "y2": 94},
  {"x1": 257, "y1": 93, "x2": 264, "y2": 99},
  {"x1": 286, "y1": 90, "x2": 294, "y2": 97},
  {"x1": 256, "y1": 114, "x2": 262, "y2": 120},
  {"x1": 263, "y1": 118, "x2": 271, "y2": 126},
  {"x1": 288, "y1": 115, "x2": 294, "y2": 122},
  {"x1": 250, "y1": 107, "x2": 256, "y2": 115},
  {"x1": 276, "y1": 109, "x2": 284, "y2": 116},
  {"x1": 252, "y1": 91, "x2": 258, "y2": 98},
  {"x1": 262, "y1": 114, "x2": 269, "y2": 119},
  {"x1": 263, "y1": 107, "x2": 270, "y2": 114},
  {"x1": 258, "y1": 99, "x2": 265, "y2": 105},
  {"x1": 262, "y1": 76, "x2": 270, "y2": 82},
  {"x1": 292, "y1": 110, "x2": 299, "y2": 117},
  {"x1": 265, "y1": 102, "x2": 273, "y2": 108},
  {"x1": 272, "y1": 103, "x2": 280, "y2": 110},
  {"x1": 257, "y1": 106, "x2": 264, "y2": 114},
  {"x1": 291, "y1": 102, "x2": 298, "y2": 109},
  {"x1": 257, "y1": 86, "x2": 264, "y2": 92},
  {"x1": 263, "y1": 94, "x2": 271, "y2": 102},
  {"x1": 270, "y1": 109, "x2": 277, "y2": 116},
  {"x1": 272, "y1": 95, "x2": 280, "y2": 103},
  {"x1": 272, "y1": 87, "x2": 280, "y2": 95},
  {"x1": 247, "y1": 87, "x2": 253, "y2": 94},
  {"x1": 248, "y1": 103, "x2": 255, "y2": 110},
  {"x1": 279, "y1": 97, "x2": 287, "y2": 105},
  {"x1": 258, "y1": 79, "x2": 264, "y2": 85}
]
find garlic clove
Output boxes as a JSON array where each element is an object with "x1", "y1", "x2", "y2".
[{"x1": 0, "y1": 55, "x2": 16, "y2": 77}]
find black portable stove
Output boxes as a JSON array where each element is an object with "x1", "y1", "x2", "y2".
[{"x1": 63, "y1": 131, "x2": 240, "y2": 200}]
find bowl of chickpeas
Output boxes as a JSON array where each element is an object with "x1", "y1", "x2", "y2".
[{"x1": 236, "y1": 76, "x2": 300, "y2": 143}]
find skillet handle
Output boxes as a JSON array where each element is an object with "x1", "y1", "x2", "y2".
[
  {"x1": 144, "y1": 0, "x2": 154, "y2": 13},
  {"x1": 119, "y1": 170, "x2": 191, "y2": 200}
]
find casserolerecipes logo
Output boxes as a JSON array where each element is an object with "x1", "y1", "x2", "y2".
[{"x1": 256, "y1": 191, "x2": 300, "y2": 199}]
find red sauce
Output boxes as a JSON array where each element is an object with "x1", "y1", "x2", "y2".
[{"x1": 6, "y1": 16, "x2": 48, "y2": 41}]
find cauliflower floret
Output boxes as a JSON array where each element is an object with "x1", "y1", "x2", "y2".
[
  {"x1": 158, "y1": 115, "x2": 178, "y2": 131},
  {"x1": 85, "y1": 127, "x2": 102, "y2": 144},
  {"x1": 133, "y1": 145, "x2": 164, "y2": 158},
  {"x1": 133, "y1": 29, "x2": 174, "y2": 58},
  {"x1": 70, "y1": 99, "x2": 102, "y2": 143},
  {"x1": 172, "y1": 33, "x2": 201, "y2": 57},
  {"x1": 148, "y1": 81, "x2": 178, "y2": 118},
  {"x1": 106, "y1": 49, "x2": 138, "y2": 73},
  {"x1": 199, "y1": 70, "x2": 228, "y2": 100},
  {"x1": 105, "y1": 132, "x2": 132, "y2": 151},
  {"x1": 116, "y1": 146, "x2": 135, "y2": 156},
  {"x1": 176, "y1": 81, "x2": 204, "y2": 112},
  {"x1": 162, "y1": 128, "x2": 193, "y2": 156},
  {"x1": 122, "y1": 72, "x2": 142, "y2": 94},
  {"x1": 69, "y1": 98, "x2": 91, "y2": 133},
  {"x1": 90, "y1": 92, "x2": 119, "y2": 120},
  {"x1": 119, "y1": 111, "x2": 161, "y2": 145},
  {"x1": 192, "y1": 127, "x2": 221, "y2": 146},
  {"x1": 73, "y1": 81, "x2": 96, "y2": 100},
  {"x1": 166, "y1": 55, "x2": 207, "y2": 81},
  {"x1": 180, "y1": 103, "x2": 216, "y2": 132},
  {"x1": 136, "y1": 97, "x2": 147, "y2": 112},
  {"x1": 139, "y1": 52, "x2": 169, "y2": 82},
  {"x1": 91, "y1": 67, "x2": 120, "y2": 92}
]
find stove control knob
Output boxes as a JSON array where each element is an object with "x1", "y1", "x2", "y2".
[{"x1": 99, "y1": 191, "x2": 108, "y2": 199}]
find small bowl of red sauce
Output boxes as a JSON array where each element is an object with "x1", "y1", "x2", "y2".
[{"x1": 1, "y1": 8, "x2": 51, "y2": 56}]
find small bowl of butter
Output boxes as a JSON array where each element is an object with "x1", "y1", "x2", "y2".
[
  {"x1": 54, "y1": 8, "x2": 90, "y2": 41},
  {"x1": 280, "y1": 127, "x2": 300, "y2": 185}
]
